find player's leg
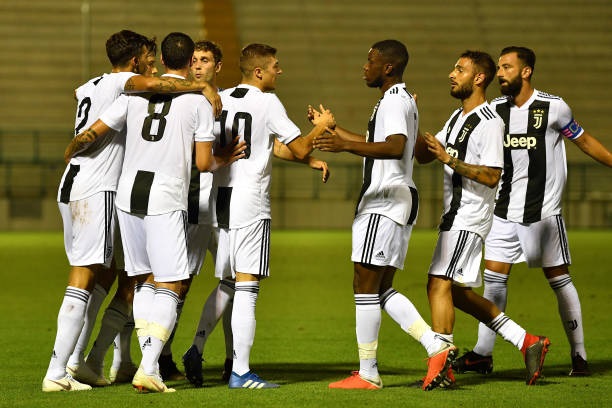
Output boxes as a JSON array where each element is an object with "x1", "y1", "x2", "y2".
[
  {"x1": 455, "y1": 217, "x2": 521, "y2": 374},
  {"x1": 133, "y1": 211, "x2": 190, "y2": 393},
  {"x1": 85, "y1": 264, "x2": 135, "y2": 384},
  {"x1": 158, "y1": 277, "x2": 191, "y2": 381},
  {"x1": 380, "y1": 274, "x2": 439, "y2": 357},
  {"x1": 182, "y1": 223, "x2": 216, "y2": 386},
  {"x1": 452, "y1": 286, "x2": 550, "y2": 385},
  {"x1": 376, "y1": 220, "x2": 438, "y2": 356},
  {"x1": 331, "y1": 214, "x2": 397, "y2": 390},
  {"x1": 227, "y1": 219, "x2": 279, "y2": 389},
  {"x1": 221, "y1": 288, "x2": 234, "y2": 381},
  {"x1": 43, "y1": 195, "x2": 114, "y2": 391},
  {"x1": 537, "y1": 215, "x2": 588, "y2": 375},
  {"x1": 424, "y1": 230, "x2": 492, "y2": 391},
  {"x1": 106, "y1": 230, "x2": 138, "y2": 382},
  {"x1": 184, "y1": 279, "x2": 235, "y2": 386}
]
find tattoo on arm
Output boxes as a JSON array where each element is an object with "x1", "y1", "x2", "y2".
[
  {"x1": 124, "y1": 78, "x2": 136, "y2": 92},
  {"x1": 153, "y1": 78, "x2": 200, "y2": 93},
  {"x1": 80, "y1": 128, "x2": 99, "y2": 144},
  {"x1": 445, "y1": 156, "x2": 500, "y2": 187}
]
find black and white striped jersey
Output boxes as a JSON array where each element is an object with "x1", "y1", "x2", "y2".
[
  {"x1": 211, "y1": 84, "x2": 301, "y2": 229},
  {"x1": 355, "y1": 83, "x2": 419, "y2": 226},
  {"x1": 491, "y1": 89, "x2": 584, "y2": 223},
  {"x1": 57, "y1": 72, "x2": 136, "y2": 203},
  {"x1": 101, "y1": 74, "x2": 215, "y2": 216},
  {"x1": 435, "y1": 102, "x2": 504, "y2": 238}
]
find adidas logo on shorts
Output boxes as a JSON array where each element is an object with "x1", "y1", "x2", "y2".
[{"x1": 375, "y1": 251, "x2": 386, "y2": 261}]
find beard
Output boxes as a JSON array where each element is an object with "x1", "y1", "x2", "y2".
[
  {"x1": 365, "y1": 76, "x2": 383, "y2": 88},
  {"x1": 499, "y1": 75, "x2": 522, "y2": 96},
  {"x1": 450, "y1": 83, "x2": 473, "y2": 100}
]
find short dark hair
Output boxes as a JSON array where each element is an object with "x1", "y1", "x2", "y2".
[
  {"x1": 239, "y1": 43, "x2": 277, "y2": 76},
  {"x1": 460, "y1": 50, "x2": 496, "y2": 88},
  {"x1": 161, "y1": 32, "x2": 195, "y2": 70},
  {"x1": 194, "y1": 40, "x2": 223, "y2": 64},
  {"x1": 371, "y1": 39, "x2": 409, "y2": 76},
  {"x1": 500, "y1": 46, "x2": 536, "y2": 76},
  {"x1": 105, "y1": 30, "x2": 149, "y2": 67},
  {"x1": 144, "y1": 36, "x2": 157, "y2": 56}
]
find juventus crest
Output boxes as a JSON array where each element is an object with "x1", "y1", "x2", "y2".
[
  {"x1": 458, "y1": 123, "x2": 473, "y2": 143},
  {"x1": 532, "y1": 108, "x2": 545, "y2": 129}
]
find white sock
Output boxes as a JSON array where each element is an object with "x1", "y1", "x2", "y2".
[
  {"x1": 474, "y1": 270, "x2": 509, "y2": 356},
  {"x1": 86, "y1": 297, "x2": 130, "y2": 369},
  {"x1": 140, "y1": 288, "x2": 179, "y2": 375},
  {"x1": 231, "y1": 281, "x2": 259, "y2": 376},
  {"x1": 487, "y1": 312, "x2": 526, "y2": 350},
  {"x1": 380, "y1": 288, "x2": 435, "y2": 354},
  {"x1": 68, "y1": 284, "x2": 108, "y2": 368},
  {"x1": 355, "y1": 294, "x2": 380, "y2": 380},
  {"x1": 161, "y1": 299, "x2": 184, "y2": 356},
  {"x1": 193, "y1": 280, "x2": 235, "y2": 355},
  {"x1": 548, "y1": 274, "x2": 586, "y2": 359},
  {"x1": 45, "y1": 287, "x2": 90, "y2": 380},
  {"x1": 112, "y1": 315, "x2": 135, "y2": 370},
  {"x1": 429, "y1": 333, "x2": 454, "y2": 357},
  {"x1": 133, "y1": 282, "x2": 155, "y2": 349}
]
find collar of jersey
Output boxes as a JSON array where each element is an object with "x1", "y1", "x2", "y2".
[
  {"x1": 236, "y1": 83, "x2": 261, "y2": 93},
  {"x1": 161, "y1": 73, "x2": 186, "y2": 80}
]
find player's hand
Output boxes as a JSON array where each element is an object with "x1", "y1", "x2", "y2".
[
  {"x1": 308, "y1": 104, "x2": 336, "y2": 129},
  {"x1": 313, "y1": 128, "x2": 344, "y2": 153},
  {"x1": 202, "y1": 84, "x2": 223, "y2": 118},
  {"x1": 215, "y1": 136, "x2": 246, "y2": 167},
  {"x1": 423, "y1": 131, "x2": 449, "y2": 163},
  {"x1": 64, "y1": 141, "x2": 76, "y2": 163},
  {"x1": 308, "y1": 157, "x2": 330, "y2": 183}
]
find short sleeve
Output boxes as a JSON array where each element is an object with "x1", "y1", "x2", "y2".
[
  {"x1": 477, "y1": 118, "x2": 504, "y2": 168},
  {"x1": 99, "y1": 94, "x2": 128, "y2": 132},
  {"x1": 379, "y1": 95, "x2": 411, "y2": 138},
  {"x1": 194, "y1": 97, "x2": 215, "y2": 143},
  {"x1": 556, "y1": 99, "x2": 584, "y2": 141},
  {"x1": 266, "y1": 95, "x2": 301, "y2": 145}
]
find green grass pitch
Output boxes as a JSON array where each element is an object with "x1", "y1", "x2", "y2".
[{"x1": 1, "y1": 229, "x2": 610, "y2": 407}]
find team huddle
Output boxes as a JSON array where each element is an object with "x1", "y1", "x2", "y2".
[{"x1": 42, "y1": 30, "x2": 612, "y2": 393}]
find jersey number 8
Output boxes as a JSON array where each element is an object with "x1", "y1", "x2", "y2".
[{"x1": 141, "y1": 94, "x2": 173, "y2": 142}]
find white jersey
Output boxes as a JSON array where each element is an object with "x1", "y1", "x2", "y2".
[
  {"x1": 355, "y1": 83, "x2": 419, "y2": 226},
  {"x1": 57, "y1": 72, "x2": 136, "y2": 203},
  {"x1": 187, "y1": 171, "x2": 213, "y2": 225},
  {"x1": 101, "y1": 74, "x2": 215, "y2": 215},
  {"x1": 491, "y1": 89, "x2": 584, "y2": 223},
  {"x1": 435, "y1": 102, "x2": 504, "y2": 239},
  {"x1": 212, "y1": 84, "x2": 301, "y2": 228}
]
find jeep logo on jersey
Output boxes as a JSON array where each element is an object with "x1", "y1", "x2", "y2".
[
  {"x1": 532, "y1": 108, "x2": 545, "y2": 129},
  {"x1": 445, "y1": 146, "x2": 459, "y2": 158},
  {"x1": 504, "y1": 134, "x2": 537, "y2": 149},
  {"x1": 458, "y1": 123, "x2": 473, "y2": 143}
]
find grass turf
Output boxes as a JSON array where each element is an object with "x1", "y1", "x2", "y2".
[{"x1": 0, "y1": 229, "x2": 610, "y2": 407}]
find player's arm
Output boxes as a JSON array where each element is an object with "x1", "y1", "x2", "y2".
[
  {"x1": 308, "y1": 104, "x2": 364, "y2": 143},
  {"x1": 422, "y1": 131, "x2": 501, "y2": 188},
  {"x1": 415, "y1": 130, "x2": 437, "y2": 164},
  {"x1": 331, "y1": 126, "x2": 367, "y2": 143},
  {"x1": 64, "y1": 119, "x2": 112, "y2": 163},
  {"x1": 273, "y1": 139, "x2": 330, "y2": 183},
  {"x1": 196, "y1": 138, "x2": 247, "y2": 172},
  {"x1": 314, "y1": 129, "x2": 405, "y2": 160},
  {"x1": 123, "y1": 76, "x2": 222, "y2": 117},
  {"x1": 284, "y1": 107, "x2": 335, "y2": 160},
  {"x1": 571, "y1": 131, "x2": 612, "y2": 167}
]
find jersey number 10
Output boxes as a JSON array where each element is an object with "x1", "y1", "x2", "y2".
[{"x1": 217, "y1": 110, "x2": 252, "y2": 159}]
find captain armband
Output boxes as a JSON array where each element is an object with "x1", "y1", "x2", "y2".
[{"x1": 560, "y1": 118, "x2": 584, "y2": 141}]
